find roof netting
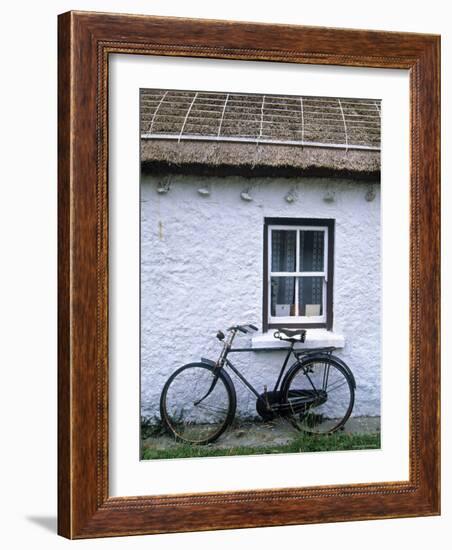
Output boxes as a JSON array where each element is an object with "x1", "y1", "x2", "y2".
[{"x1": 140, "y1": 89, "x2": 381, "y2": 151}]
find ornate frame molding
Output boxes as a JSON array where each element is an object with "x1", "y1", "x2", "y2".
[{"x1": 58, "y1": 11, "x2": 440, "y2": 538}]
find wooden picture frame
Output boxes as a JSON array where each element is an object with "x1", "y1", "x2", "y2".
[{"x1": 58, "y1": 11, "x2": 440, "y2": 539}]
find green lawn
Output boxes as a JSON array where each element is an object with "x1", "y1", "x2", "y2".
[{"x1": 141, "y1": 431, "x2": 380, "y2": 460}]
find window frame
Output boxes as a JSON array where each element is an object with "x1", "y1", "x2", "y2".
[{"x1": 263, "y1": 217, "x2": 335, "y2": 331}]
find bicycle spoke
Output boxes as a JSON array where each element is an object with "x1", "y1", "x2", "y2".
[
  {"x1": 161, "y1": 364, "x2": 233, "y2": 444},
  {"x1": 303, "y1": 371, "x2": 321, "y2": 394},
  {"x1": 196, "y1": 403, "x2": 229, "y2": 415},
  {"x1": 283, "y1": 359, "x2": 354, "y2": 434},
  {"x1": 326, "y1": 379, "x2": 348, "y2": 393}
]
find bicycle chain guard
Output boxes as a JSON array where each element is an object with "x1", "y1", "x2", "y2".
[
  {"x1": 256, "y1": 391, "x2": 282, "y2": 421},
  {"x1": 255, "y1": 389, "x2": 328, "y2": 421}
]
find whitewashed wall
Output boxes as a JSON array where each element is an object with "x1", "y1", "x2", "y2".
[{"x1": 140, "y1": 174, "x2": 381, "y2": 421}]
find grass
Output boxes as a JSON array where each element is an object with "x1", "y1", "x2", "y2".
[
  {"x1": 141, "y1": 415, "x2": 169, "y2": 439},
  {"x1": 141, "y1": 431, "x2": 380, "y2": 460}
]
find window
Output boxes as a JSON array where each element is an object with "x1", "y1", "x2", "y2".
[{"x1": 263, "y1": 218, "x2": 335, "y2": 330}]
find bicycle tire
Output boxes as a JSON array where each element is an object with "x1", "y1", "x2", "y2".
[
  {"x1": 281, "y1": 356, "x2": 355, "y2": 434},
  {"x1": 160, "y1": 362, "x2": 236, "y2": 445}
]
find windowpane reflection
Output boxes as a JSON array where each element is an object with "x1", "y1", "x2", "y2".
[
  {"x1": 271, "y1": 230, "x2": 296, "y2": 272},
  {"x1": 271, "y1": 277, "x2": 296, "y2": 317},
  {"x1": 299, "y1": 277, "x2": 323, "y2": 317},
  {"x1": 299, "y1": 230, "x2": 324, "y2": 271}
]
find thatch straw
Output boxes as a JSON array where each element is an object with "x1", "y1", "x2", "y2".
[
  {"x1": 140, "y1": 89, "x2": 381, "y2": 181},
  {"x1": 141, "y1": 140, "x2": 380, "y2": 181}
]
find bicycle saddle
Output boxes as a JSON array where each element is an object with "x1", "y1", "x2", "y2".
[{"x1": 274, "y1": 328, "x2": 307, "y2": 342}]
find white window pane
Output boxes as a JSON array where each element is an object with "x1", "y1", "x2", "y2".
[
  {"x1": 271, "y1": 277, "x2": 296, "y2": 317},
  {"x1": 271, "y1": 230, "x2": 296, "y2": 272},
  {"x1": 298, "y1": 276, "x2": 324, "y2": 317},
  {"x1": 299, "y1": 230, "x2": 324, "y2": 272}
]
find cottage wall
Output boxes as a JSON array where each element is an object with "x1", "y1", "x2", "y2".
[{"x1": 140, "y1": 174, "x2": 381, "y2": 421}]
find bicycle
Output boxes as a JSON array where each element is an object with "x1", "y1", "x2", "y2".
[{"x1": 160, "y1": 324, "x2": 356, "y2": 445}]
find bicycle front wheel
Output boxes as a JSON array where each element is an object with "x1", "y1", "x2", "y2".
[
  {"x1": 281, "y1": 357, "x2": 355, "y2": 434},
  {"x1": 160, "y1": 363, "x2": 236, "y2": 444}
]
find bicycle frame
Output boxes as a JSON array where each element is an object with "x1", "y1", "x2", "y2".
[
  {"x1": 225, "y1": 346, "x2": 295, "y2": 398},
  {"x1": 222, "y1": 342, "x2": 337, "y2": 399},
  {"x1": 197, "y1": 327, "x2": 341, "y2": 408}
]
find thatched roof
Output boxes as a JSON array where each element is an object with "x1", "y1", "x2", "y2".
[{"x1": 141, "y1": 89, "x2": 381, "y2": 181}]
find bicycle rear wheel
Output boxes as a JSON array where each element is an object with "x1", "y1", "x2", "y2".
[
  {"x1": 281, "y1": 357, "x2": 355, "y2": 434},
  {"x1": 160, "y1": 363, "x2": 236, "y2": 444}
]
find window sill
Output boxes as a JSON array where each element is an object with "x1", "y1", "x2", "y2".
[{"x1": 251, "y1": 329, "x2": 345, "y2": 350}]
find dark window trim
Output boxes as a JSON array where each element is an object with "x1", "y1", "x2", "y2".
[{"x1": 263, "y1": 217, "x2": 335, "y2": 332}]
